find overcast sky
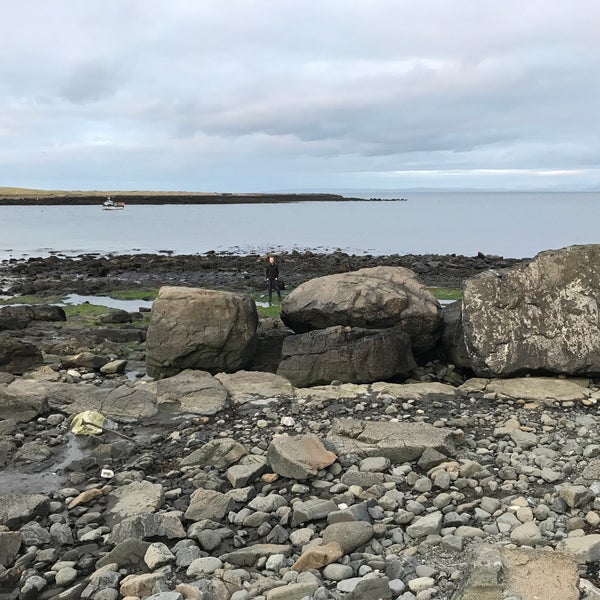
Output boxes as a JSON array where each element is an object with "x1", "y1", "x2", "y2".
[{"x1": 2, "y1": 1, "x2": 600, "y2": 192}]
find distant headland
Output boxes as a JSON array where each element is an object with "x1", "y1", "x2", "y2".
[{"x1": 0, "y1": 187, "x2": 372, "y2": 205}]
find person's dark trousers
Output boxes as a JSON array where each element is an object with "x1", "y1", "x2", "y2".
[{"x1": 268, "y1": 279, "x2": 281, "y2": 302}]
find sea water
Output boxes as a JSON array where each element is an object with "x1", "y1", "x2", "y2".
[{"x1": 0, "y1": 192, "x2": 598, "y2": 260}]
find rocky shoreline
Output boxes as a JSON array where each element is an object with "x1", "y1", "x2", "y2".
[
  {"x1": 1, "y1": 250, "x2": 524, "y2": 297},
  {"x1": 1, "y1": 249, "x2": 600, "y2": 600}
]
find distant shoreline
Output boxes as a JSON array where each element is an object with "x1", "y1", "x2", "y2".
[{"x1": 0, "y1": 191, "x2": 377, "y2": 205}]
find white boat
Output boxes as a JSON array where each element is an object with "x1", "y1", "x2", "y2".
[{"x1": 102, "y1": 197, "x2": 125, "y2": 210}]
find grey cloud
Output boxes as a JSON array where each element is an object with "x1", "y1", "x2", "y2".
[{"x1": 60, "y1": 62, "x2": 122, "y2": 104}]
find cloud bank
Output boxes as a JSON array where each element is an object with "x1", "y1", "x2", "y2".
[{"x1": 1, "y1": 0, "x2": 599, "y2": 191}]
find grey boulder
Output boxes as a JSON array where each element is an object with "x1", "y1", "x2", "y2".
[
  {"x1": 281, "y1": 266, "x2": 442, "y2": 354},
  {"x1": 0, "y1": 336, "x2": 43, "y2": 374},
  {"x1": 146, "y1": 286, "x2": 258, "y2": 379},
  {"x1": 276, "y1": 325, "x2": 415, "y2": 387}
]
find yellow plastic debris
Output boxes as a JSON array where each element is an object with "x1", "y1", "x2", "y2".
[{"x1": 70, "y1": 410, "x2": 105, "y2": 435}]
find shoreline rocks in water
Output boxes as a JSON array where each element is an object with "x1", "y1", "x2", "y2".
[{"x1": 0, "y1": 244, "x2": 599, "y2": 599}]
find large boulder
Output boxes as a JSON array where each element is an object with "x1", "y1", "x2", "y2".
[
  {"x1": 462, "y1": 245, "x2": 600, "y2": 376},
  {"x1": 280, "y1": 266, "x2": 442, "y2": 354},
  {"x1": 146, "y1": 287, "x2": 258, "y2": 379},
  {"x1": 0, "y1": 336, "x2": 43, "y2": 374},
  {"x1": 276, "y1": 326, "x2": 415, "y2": 387}
]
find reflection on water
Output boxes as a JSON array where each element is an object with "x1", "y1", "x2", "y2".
[
  {"x1": 0, "y1": 433, "x2": 88, "y2": 495},
  {"x1": 63, "y1": 294, "x2": 154, "y2": 311}
]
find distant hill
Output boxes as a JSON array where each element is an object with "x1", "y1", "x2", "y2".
[{"x1": 0, "y1": 188, "x2": 361, "y2": 205}]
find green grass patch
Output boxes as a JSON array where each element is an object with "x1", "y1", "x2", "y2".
[
  {"x1": 428, "y1": 287, "x2": 462, "y2": 301},
  {"x1": 0, "y1": 294, "x2": 67, "y2": 305},
  {"x1": 63, "y1": 303, "x2": 113, "y2": 318},
  {"x1": 107, "y1": 289, "x2": 159, "y2": 301}
]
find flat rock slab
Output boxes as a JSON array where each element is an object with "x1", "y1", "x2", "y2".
[
  {"x1": 104, "y1": 481, "x2": 165, "y2": 528},
  {"x1": 4, "y1": 379, "x2": 159, "y2": 422},
  {"x1": 455, "y1": 544, "x2": 580, "y2": 600},
  {"x1": 295, "y1": 383, "x2": 371, "y2": 402},
  {"x1": 327, "y1": 418, "x2": 458, "y2": 463},
  {"x1": 459, "y1": 377, "x2": 592, "y2": 405},
  {"x1": 215, "y1": 370, "x2": 294, "y2": 404},
  {"x1": 371, "y1": 381, "x2": 458, "y2": 401},
  {"x1": 156, "y1": 369, "x2": 228, "y2": 415}
]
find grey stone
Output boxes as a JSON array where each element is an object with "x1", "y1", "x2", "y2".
[
  {"x1": 322, "y1": 521, "x2": 374, "y2": 554},
  {"x1": 265, "y1": 581, "x2": 319, "y2": 600},
  {"x1": 108, "y1": 514, "x2": 186, "y2": 545},
  {"x1": 227, "y1": 455, "x2": 268, "y2": 487},
  {"x1": 556, "y1": 535, "x2": 600, "y2": 564},
  {"x1": 291, "y1": 499, "x2": 338, "y2": 527},
  {"x1": 180, "y1": 437, "x2": 247, "y2": 469},
  {"x1": 184, "y1": 489, "x2": 232, "y2": 522},
  {"x1": 248, "y1": 493, "x2": 287, "y2": 513},
  {"x1": 0, "y1": 531, "x2": 22, "y2": 567},
  {"x1": 323, "y1": 563, "x2": 354, "y2": 581},
  {"x1": 266, "y1": 434, "x2": 337, "y2": 480},
  {"x1": 509, "y1": 522, "x2": 543, "y2": 546},
  {"x1": 406, "y1": 512, "x2": 442, "y2": 539},
  {"x1": 340, "y1": 471, "x2": 385, "y2": 488},
  {"x1": 0, "y1": 493, "x2": 50, "y2": 528},
  {"x1": 50, "y1": 522, "x2": 74, "y2": 546},
  {"x1": 186, "y1": 556, "x2": 223, "y2": 576},
  {"x1": 560, "y1": 485, "x2": 593, "y2": 508},
  {"x1": 221, "y1": 544, "x2": 292, "y2": 567},
  {"x1": 100, "y1": 359, "x2": 128, "y2": 375},
  {"x1": 347, "y1": 576, "x2": 392, "y2": 599},
  {"x1": 55, "y1": 566, "x2": 78, "y2": 586},
  {"x1": 96, "y1": 538, "x2": 152, "y2": 569},
  {"x1": 144, "y1": 542, "x2": 175, "y2": 569},
  {"x1": 359, "y1": 456, "x2": 391, "y2": 472}
]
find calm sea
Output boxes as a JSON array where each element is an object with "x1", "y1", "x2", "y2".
[{"x1": 1, "y1": 192, "x2": 598, "y2": 260}]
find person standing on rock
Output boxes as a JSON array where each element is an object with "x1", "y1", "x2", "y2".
[{"x1": 265, "y1": 255, "x2": 282, "y2": 304}]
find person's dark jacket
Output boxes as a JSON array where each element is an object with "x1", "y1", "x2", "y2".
[{"x1": 266, "y1": 262, "x2": 279, "y2": 281}]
